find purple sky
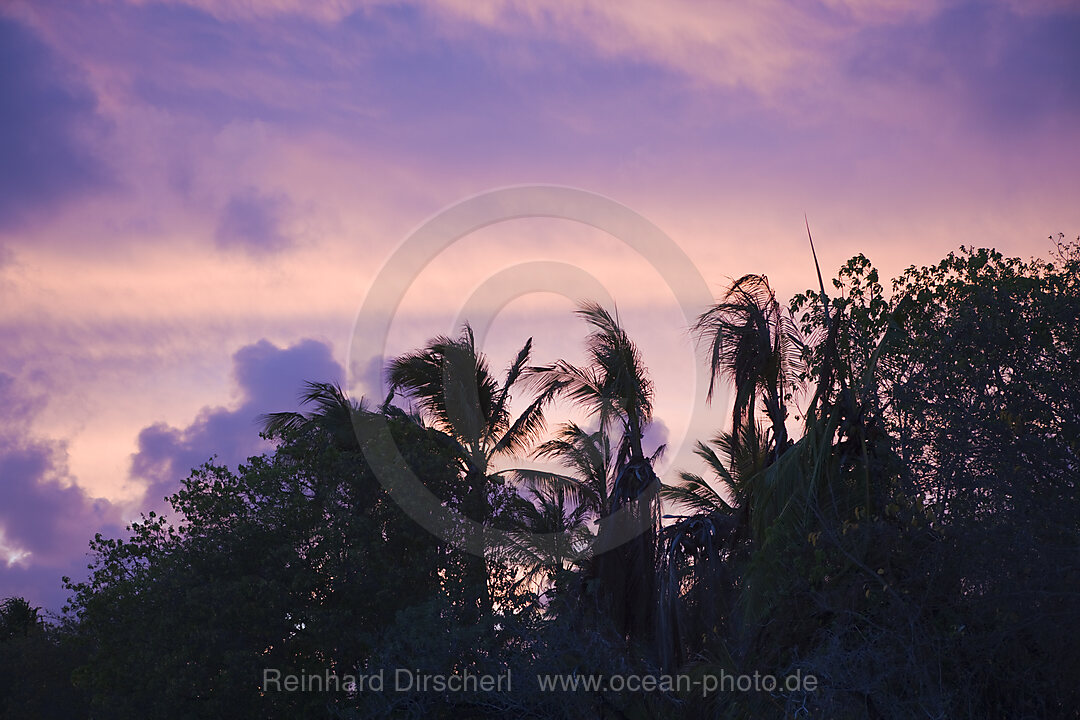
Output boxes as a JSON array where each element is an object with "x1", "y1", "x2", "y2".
[{"x1": 2, "y1": 0, "x2": 1078, "y2": 612}]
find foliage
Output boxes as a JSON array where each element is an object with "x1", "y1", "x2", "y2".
[
  {"x1": 62, "y1": 408, "x2": 478, "y2": 718},
  {"x1": 8, "y1": 238, "x2": 1077, "y2": 718},
  {"x1": 0, "y1": 600, "x2": 88, "y2": 719}
]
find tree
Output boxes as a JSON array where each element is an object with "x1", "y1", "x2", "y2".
[
  {"x1": 0, "y1": 599, "x2": 89, "y2": 719},
  {"x1": 528, "y1": 302, "x2": 662, "y2": 648},
  {"x1": 526, "y1": 421, "x2": 617, "y2": 517},
  {"x1": 43, "y1": 239, "x2": 1080, "y2": 719},
  {"x1": 0, "y1": 596, "x2": 40, "y2": 641},
  {"x1": 497, "y1": 477, "x2": 593, "y2": 598},
  {"x1": 65, "y1": 406, "x2": 468, "y2": 719},
  {"x1": 876, "y1": 242, "x2": 1080, "y2": 715},
  {"x1": 530, "y1": 303, "x2": 655, "y2": 469},
  {"x1": 658, "y1": 270, "x2": 811, "y2": 680},
  {"x1": 386, "y1": 326, "x2": 555, "y2": 623},
  {"x1": 693, "y1": 274, "x2": 802, "y2": 463},
  {"x1": 387, "y1": 325, "x2": 552, "y2": 484},
  {"x1": 776, "y1": 241, "x2": 1080, "y2": 717}
]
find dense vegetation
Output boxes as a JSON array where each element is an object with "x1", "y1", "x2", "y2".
[{"x1": 3, "y1": 239, "x2": 1078, "y2": 719}]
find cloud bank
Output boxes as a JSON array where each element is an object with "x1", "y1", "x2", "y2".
[
  {"x1": 0, "y1": 16, "x2": 110, "y2": 230},
  {"x1": 131, "y1": 338, "x2": 343, "y2": 510},
  {"x1": 0, "y1": 373, "x2": 122, "y2": 612}
]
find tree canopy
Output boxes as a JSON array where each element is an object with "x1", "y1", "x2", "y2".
[{"x1": 5, "y1": 238, "x2": 1079, "y2": 719}]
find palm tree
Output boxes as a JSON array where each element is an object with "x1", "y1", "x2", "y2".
[
  {"x1": 386, "y1": 324, "x2": 555, "y2": 514},
  {"x1": 649, "y1": 274, "x2": 804, "y2": 669},
  {"x1": 503, "y1": 420, "x2": 667, "y2": 602},
  {"x1": 528, "y1": 302, "x2": 655, "y2": 484},
  {"x1": 657, "y1": 422, "x2": 768, "y2": 668},
  {"x1": 511, "y1": 421, "x2": 620, "y2": 521},
  {"x1": 387, "y1": 325, "x2": 555, "y2": 620},
  {"x1": 261, "y1": 381, "x2": 384, "y2": 449},
  {"x1": 498, "y1": 479, "x2": 594, "y2": 600},
  {"x1": 528, "y1": 301, "x2": 661, "y2": 645},
  {"x1": 692, "y1": 274, "x2": 802, "y2": 463},
  {"x1": 660, "y1": 263, "x2": 895, "y2": 672},
  {"x1": 663, "y1": 424, "x2": 768, "y2": 521}
]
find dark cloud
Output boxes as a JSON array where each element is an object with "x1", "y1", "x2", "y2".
[
  {"x1": 214, "y1": 187, "x2": 292, "y2": 254},
  {"x1": 0, "y1": 560, "x2": 89, "y2": 618},
  {"x1": 845, "y1": 4, "x2": 1080, "y2": 130},
  {"x1": 0, "y1": 16, "x2": 110, "y2": 230},
  {"x1": 0, "y1": 441, "x2": 116, "y2": 564},
  {"x1": 0, "y1": 372, "x2": 122, "y2": 613},
  {"x1": 131, "y1": 338, "x2": 342, "y2": 508},
  {"x1": 231, "y1": 338, "x2": 342, "y2": 411}
]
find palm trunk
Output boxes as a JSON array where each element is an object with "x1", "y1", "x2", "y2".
[
  {"x1": 462, "y1": 467, "x2": 493, "y2": 623},
  {"x1": 627, "y1": 412, "x2": 645, "y2": 463},
  {"x1": 764, "y1": 390, "x2": 788, "y2": 461}
]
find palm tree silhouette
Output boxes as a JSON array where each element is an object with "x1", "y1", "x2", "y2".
[
  {"x1": 387, "y1": 325, "x2": 555, "y2": 622},
  {"x1": 498, "y1": 478, "x2": 593, "y2": 600},
  {"x1": 529, "y1": 302, "x2": 654, "y2": 471},
  {"x1": 261, "y1": 381, "x2": 386, "y2": 449},
  {"x1": 387, "y1": 325, "x2": 552, "y2": 487},
  {"x1": 692, "y1": 274, "x2": 802, "y2": 464},
  {"x1": 522, "y1": 421, "x2": 616, "y2": 518},
  {"x1": 502, "y1": 419, "x2": 665, "y2": 602},
  {"x1": 654, "y1": 274, "x2": 803, "y2": 668},
  {"x1": 528, "y1": 302, "x2": 661, "y2": 646}
]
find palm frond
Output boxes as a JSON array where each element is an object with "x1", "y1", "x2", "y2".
[
  {"x1": 494, "y1": 337, "x2": 533, "y2": 419},
  {"x1": 503, "y1": 467, "x2": 602, "y2": 515},
  {"x1": 528, "y1": 359, "x2": 614, "y2": 424},
  {"x1": 258, "y1": 381, "x2": 366, "y2": 446},
  {"x1": 491, "y1": 386, "x2": 553, "y2": 457},
  {"x1": 387, "y1": 326, "x2": 503, "y2": 453},
  {"x1": 259, "y1": 410, "x2": 310, "y2": 438},
  {"x1": 661, "y1": 472, "x2": 734, "y2": 516},
  {"x1": 528, "y1": 301, "x2": 654, "y2": 463}
]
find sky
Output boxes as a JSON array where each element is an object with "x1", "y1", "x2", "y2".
[{"x1": 2, "y1": 0, "x2": 1079, "y2": 612}]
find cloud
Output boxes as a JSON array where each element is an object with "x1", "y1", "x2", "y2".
[
  {"x1": 52, "y1": 0, "x2": 1080, "y2": 153},
  {"x1": 842, "y1": 3, "x2": 1080, "y2": 131},
  {"x1": 231, "y1": 338, "x2": 343, "y2": 412},
  {"x1": 0, "y1": 372, "x2": 122, "y2": 612},
  {"x1": 0, "y1": 440, "x2": 117, "y2": 565},
  {"x1": 114, "y1": 0, "x2": 926, "y2": 96},
  {"x1": 0, "y1": 15, "x2": 110, "y2": 230},
  {"x1": 122, "y1": 0, "x2": 371, "y2": 23},
  {"x1": 0, "y1": 560, "x2": 97, "y2": 618},
  {"x1": 130, "y1": 338, "x2": 343, "y2": 508},
  {"x1": 215, "y1": 187, "x2": 292, "y2": 254}
]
